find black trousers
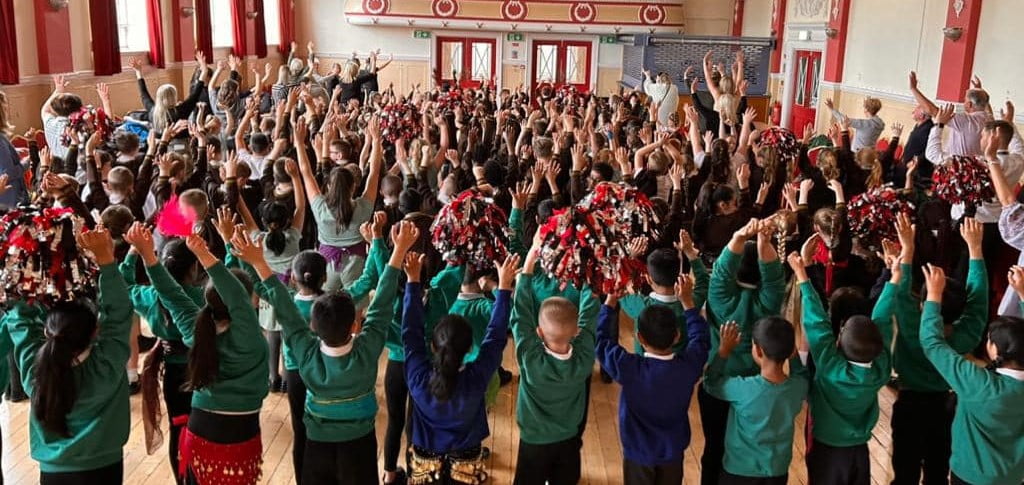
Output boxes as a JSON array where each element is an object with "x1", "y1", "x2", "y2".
[
  {"x1": 623, "y1": 458, "x2": 683, "y2": 485},
  {"x1": 163, "y1": 362, "x2": 192, "y2": 485},
  {"x1": 40, "y1": 460, "x2": 123, "y2": 485},
  {"x1": 806, "y1": 440, "x2": 869, "y2": 485},
  {"x1": 697, "y1": 384, "x2": 729, "y2": 485},
  {"x1": 285, "y1": 369, "x2": 307, "y2": 484},
  {"x1": 383, "y1": 359, "x2": 412, "y2": 472},
  {"x1": 302, "y1": 431, "x2": 379, "y2": 485},
  {"x1": 512, "y1": 437, "x2": 582, "y2": 485},
  {"x1": 267, "y1": 330, "x2": 282, "y2": 384},
  {"x1": 890, "y1": 390, "x2": 956, "y2": 485},
  {"x1": 719, "y1": 471, "x2": 788, "y2": 485}
]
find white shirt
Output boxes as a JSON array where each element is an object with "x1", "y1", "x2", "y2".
[
  {"x1": 927, "y1": 126, "x2": 1024, "y2": 223},
  {"x1": 237, "y1": 149, "x2": 267, "y2": 181},
  {"x1": 995, "y1": 368, "x2": 1024, "y2": 381},
  {"x1": 643, "y1": 78, "x2": 679, "y2": 128}
]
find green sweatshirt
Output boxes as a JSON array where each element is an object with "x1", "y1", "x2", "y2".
[
  {"x1": 450, "y1": 294, "x2": 495, "y2": 363},
  {"x1": 800, "y1": 281, "x2": 893, "y2": 447},
  {"x1": 920, "y1": 302, "x2": 1024, "y2": 485},
  {"x1": 148, "y1": 261, "x2": 269, "y2": 412},
  {"x1": 621, "y1": 259, "x2": 709, "y2": 354},
  {"x1": 707, "y1": 248, "x2": 786, "y2": 376},
  {"x1": 704, "y1": 353, "x2": 809, "y2": 478},
  {"x1": 6, "y1": 264, "x2": 133, "y2": 472},
  {"x1": 267, "y1": 265, "x2": 400, "y2": 442},
  {"x1": 120, "y1": 253, "x2": 204, "y2": 365},
  {"x1": 889, "y1": 260, "x2": 988, "y2": 392},
  {"x1": 511, "y1": 273, "x2": 599, "y2": 444}
]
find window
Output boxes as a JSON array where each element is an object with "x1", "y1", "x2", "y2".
[
  {"x1": 211, "y1": 0, "x2": 234, "y2": 48},
  {"x1": 115, "y1": 0, "x2": 150, "y2": 52},
  {"x1": 263, "y1": 0, "x2": 281, "y2": 46}
]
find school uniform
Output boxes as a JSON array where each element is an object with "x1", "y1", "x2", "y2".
[
  {"x1": 310, "y1": 195, "x2": 373, "y2": 291},
  {"x1": 920, "y1": 301, "x2": 1024, "y2": 485},
  {"x1": 620, "y1": 258, "x2": 709, "y2": 354},
  {"x1": 595, "y1": 305, "x2": 711, "y2": 485},
  {"x1": 703, "y1": 352, "x2": 809, "y2": 485},
  {"x1": 6, "y1": 265, "x2": 133, "y2": 484},
  {"x1": 799, "y1": 281, "x2": 895, "y2": 485},
  {"x1": 266, "y1": 261, "x2": 400, "y2": 484},
  {"x1": 403, "y1": 282, "x2": 512, "y2": 484},
  {"x1": 148, "y1": 262, "x2": 269, "y2": 484},
  {"x1": 700, "y1": 248, "x2": 786, "y2": 485},
  {"x1": 888, "y1": 260, "x2": 988, "y2": 485},
  {"x1": 448, "y1": 291, "x2": 503, "y2": 406},
  {"x1": 510, "y1": 274, "x2": 599, "y2": 485}
]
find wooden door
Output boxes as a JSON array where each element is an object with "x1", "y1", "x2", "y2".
[{"x1": 789, "y1": 50, "x2": 822, "y2": 133}]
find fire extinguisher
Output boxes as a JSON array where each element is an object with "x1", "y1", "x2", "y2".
[{"x1": 770, "y1": 101, "x2": 782, "y2": 126}]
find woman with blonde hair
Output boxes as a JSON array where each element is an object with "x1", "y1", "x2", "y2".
[
  {"x1": 328, "y1": 51, "x2": 380, "y2": 105},
  {"x1": 702, "y1": 50, "x2": 745, "y2": 128},
  {"x1": 131, "y1": 53, "x2": 210, "y2": 136}
]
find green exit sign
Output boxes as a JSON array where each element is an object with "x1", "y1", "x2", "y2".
[
  {"x1": 413, "y1": 30, "x2": 431, "y2": 39},
  {"x1": 507, "y1": 32, "x2": 524, "y2": 42},
  {"x1": 600, "y1": 35, "x2": 618, "y2": 44}
]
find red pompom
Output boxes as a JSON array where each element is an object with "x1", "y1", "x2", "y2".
[
  {"x1": 378, "y1": 102, "x2": 423, "y2": 144},
  {"x1": 61, "y1": 106, "x2": 114, "y2": 147},
  {"x1": 431, "y1": 190, "x2": 511, "y2": 271},
  {"x1": 932, "y1": 155, "x2": 995, "y2": 210},
  {"x1": 846, "y1": 187, "x2": 915, "y2": 250},
  {"x1": 156, "y1": 194, "x2": 198, "y2": 238}
]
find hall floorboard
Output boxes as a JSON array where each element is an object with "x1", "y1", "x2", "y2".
[{"x1": 0, "y1": 316, "x2": 898, "y2": 484}]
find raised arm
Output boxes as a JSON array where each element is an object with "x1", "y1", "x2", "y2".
[
  {"x1": 360, "y1": 116, "x2": 383, "y2": 206},
  {"x1": 909, "y1": 71, "x2": 940, "y2": 117}
]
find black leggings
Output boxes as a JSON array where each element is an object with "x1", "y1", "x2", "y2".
[
  {"x1": 285, "y1": 369, "x2": 307, "y2": 484},
  {"x1": 163, "y1": 362, "x2": 192, "y2": 485},
  {"x1": 383, "y1": 359, "x2": 413, "y2": 472},
  {"x1": 266, "y1": 330, "x2": 282, "y2": 384},
  {"x1": 698, "y1": 384, "x2": 730, "y2": 485},
  {"x1": 40, "y1": 460, "x2": 123, "y2": 485}
]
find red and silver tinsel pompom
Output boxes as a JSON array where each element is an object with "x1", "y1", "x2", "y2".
[
  {"x1": 435, "y1": 89, "x2": 464, "y2": 114},
  {"x1": 431, "y1": 190, "x2": 511, "y2": 272},
  {"x1": 932, "y1": 155, "x2": 996, "y2": 210},
  {"x1": 846, "y1": 187, "x2": 915, "y2": 251},
  {"x1": 538, "y1": 182, "x2": 661, "y2": 294},
  {"x1": 554, "y1": 84, "x2": 586, "y2": 108},
  {"x1": 0, "y1": 206, "x2": 99, "y2": 305},
  {"x1": 758, "y1": 127, "x2": 800, "y2": 162},
  {"x1": 378, "y1": 102, "x2": 423, "y2": 144},
  {"x1": 61, "y1": 106, "x2": 114, "y2": 147}
]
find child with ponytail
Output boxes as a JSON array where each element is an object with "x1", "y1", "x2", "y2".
[
  {"x1": 6, "y1": 226, "x2": 134, "y2": 483},
  {"x1": 403, "y1": 250, "x2": 518, "y2": 484},
  {"x1": 125, "y1": 223, "x2": 268, "y2": 485}
]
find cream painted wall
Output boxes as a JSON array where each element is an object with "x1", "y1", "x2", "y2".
[
  {"x1": 842, "y1": 0, "x2": 944, "y2": 98},
  {"x1": 742, "y1": 0, "x2": 773, "y2": 37},
  {"x1": 973, "y1": 0, "x2": 1023, "y2": 105},
  {"x1": 295, "y1": 0, "x2": 429, "y2": 58},
  {"x1": 683, "y1": 0, "x2": 734, "y2": 35}
]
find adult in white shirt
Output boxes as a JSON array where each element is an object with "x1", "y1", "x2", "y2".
[
  {"x1": 909, "y1": 71, "x2": 992, "y2": 156},
  {"x1": 642, "y1": 71, "x2": 679, "y2": 129},
  {"x1": 40, "y1": 74, "x2": 83, "y2": 163}
]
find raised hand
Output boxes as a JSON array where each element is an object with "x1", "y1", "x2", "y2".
[
  {"x1": 718, "y1": 322, "x2": 741, "y2": 358},
  {"x1": 922, "y1": 264, "x2": 946, "y2": 302},
  {"x1": 496, "y1": 254, "x2": 522, "y2": 291},
  {"x1": 960, "y1": 217, "x2": 983, "y2": 258},
  {"x1": 675, "y1": 230, "x2": 699, "y2": 260},
  {"x1": 77, "y1": 225, "x2": 115, "y2": 266},
  {"x1": 230, "y1": 227, "x2": 265, "y2": 267},
  {"x1": 787, "y1": 252, "x2": 809, "y2": 282},
  {"x1": 215, "y1": 207, "x2": 236, "y2": 243},
  {"x1": 1008, "y1": 266, "x2": 1024, "y2": 300},
  {"x1": 125, "y1": 222, "x2": 156, "y2": 263},
  {"x1": 627, "y1": 237, "x2": 648, "y2": 259},
  {"x1": 676, "y1": 274, "x2": 695, "y2": 309},
  {"x1": 935, "y1": 103, "x2": 955, "y2": 125},
  {"x1": 404, "y1": 251, "x2": 425, "y2": 282}
]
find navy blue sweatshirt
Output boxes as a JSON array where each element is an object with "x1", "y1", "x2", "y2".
[
  {"x1": 595, "y1": 305, "x2": 710, "y2": 467},
  {"x1": 403, "y1": 282, "x2": 512, "y2": 453}
]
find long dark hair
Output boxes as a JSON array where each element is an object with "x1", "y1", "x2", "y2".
[
  {"x1": 32, "y1": 300, "x2": 98, "y2": 437},
  {"x1": 186, "y1": 269, "x2": 253, "y2": 391},
  {"x1": 429, "y1": 315, "x2": 472, "y2": 401},
  {"x1": 325, "y1": 167, "x2": 356, "y2": 231},
  {"x1": 260, "y1": 201, "x2": 292, "y2": 256}
]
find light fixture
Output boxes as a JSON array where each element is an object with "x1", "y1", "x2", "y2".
[
  {"x1": 181, "y1": 6, "x2": 195, "y2": 18},
  {"x1": 246, "y1": 11, "x2": 259, "y2": 19},
  {"x1": 47, "y1": 0, "x2": 68, "y2": 10},
  {"x1": 943, "y1": 26, "x2": 964, "y2": 41},
  {"x1": 825, "y1": 27, "x2": 838, "y2": 39}
]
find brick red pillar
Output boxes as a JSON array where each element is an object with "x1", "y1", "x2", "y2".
[
  {"x1": 936, "y1": 0, "x2": 982, "y2": 102},
  {"x1": 731, "y1": 0, "x2": 745, "y2": 37},
  {"x1": 34, "y1": 0, "x2": 73, "y2": 74},
  {"x1": 769, "y1": 0, "x2": 787, "y2": 73},
  {"x1": 822, "y1": 0, "x2": 851, "y2": 83},
  {"x1": 170, "y1": 0, "x2": 197, "y2": 62}
]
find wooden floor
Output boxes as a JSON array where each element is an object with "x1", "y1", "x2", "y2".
[{"x1": 0, "y1": 316, "x2": 900, "y2": 484}]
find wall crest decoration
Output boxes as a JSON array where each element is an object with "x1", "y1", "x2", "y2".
[
  {"x1": 570, "y1": 2, "x2": 596, "y2": 23},
  {"x1": 362, "y1": 0, "x2": 389, "y2": 15},
  {"x1": 501, "y1": 0, "x2": 528, "y2": 21},
  {"x1": 431, "y1": 0, "x2": 459, "y2": 18},
  {"x1": 639, "y1": 5, "x2": 666, "y2": 25},
  {"x1": 795, "y1": 0, "x2": 826, "y2": 18}
]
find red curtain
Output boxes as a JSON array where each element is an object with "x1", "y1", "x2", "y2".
[
  {"x1": 89, "y1": 0, "x2": 122, "y2": 76},
  {"x1": 0, "y1": 0, "x2": 17, "y2": 85},
  {"x1": 278, "y1": 0, "x2": 294, "y2": 55},
  {"x1": 194, "y1": 0, "x2": 214, "y2": 61},
  {"x1": 253, "y1": 0, "x2": 267, "y2": 58},
  {"x1": 146, "y1": 0, "x2": 165, "y2": 68},
  {"x1": 229, "y1": 0, "x2": 247, "y2": 58}
]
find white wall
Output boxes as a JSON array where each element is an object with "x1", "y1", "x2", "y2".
[
  {"x1": 973, "y1": 0, "x2": 1024, "y2": 105},
  {"x1": 742, "y1": 0, "x2": 773, "y2": 37},
  {"x1": 842, "y1": 0, "x2": 944, "y2": 98},
  {"x1": 296, "y1": 0, "x2": 430, "y2": 59}
]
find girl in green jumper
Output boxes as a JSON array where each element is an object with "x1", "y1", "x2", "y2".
[
  {"x1": 922, "y1": 264, "x2": 1024, "y2": 485},
  {"x1": 125, "y1": 223, "x2": 268, "y2": 485},
  {"x1": 7, "y1": 227, "x2": 134, "y2": 484}
]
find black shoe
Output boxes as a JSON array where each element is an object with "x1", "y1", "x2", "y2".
[
  {"x1": 138, "y1": 335, "x2": 158, "y2": 352},
  {"x1": 129, "y1": 380, "x2": 141, "y2": 395},
  {"x1": 600, "y1": 369, "x2": 613, "y2": 384},
  {"x1": 481, "y1": 446, "x2": 491, "y2": 459},
  {"x1": 6, "y1": 391, "x2": 27, "y2": 403},
  {"x1": 498, "y1": 367, "x2": 513, "y2": 386},
  {"x1": 383, "y1": 467, "x2": 407, "y2": 485},
  {"x1": 270, "y1": 377, "x2": 284, "y2": 393}
]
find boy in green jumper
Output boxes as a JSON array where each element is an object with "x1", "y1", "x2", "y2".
[
  {"x1": 231, "y1": 220, "x2": 418, "y2": 484},
  {"x1": 789, "y1": 252, "x2": 895, "y2": 485},
  {"x1": 700, "y1": 218, "x2": 786, "y2": 485},
  {"x1": 885, "y1": 215, "x2": 989, "y2": 485},
  {"x1": 511, "y1": 235, "x2": 599, "y2": 485},
  {"x1": 704, "y1": 317, "x2": 808, "y2": 485},
  {"x1": 922, "y1": 264, "x2": 1024, "y2": 485}
]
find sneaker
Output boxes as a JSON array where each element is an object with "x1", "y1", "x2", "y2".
[
  {"x1": 481, "y1": 446, "x2": 491, "y2": 459},
  {"x1": 383, "y1": 467, "x2": 407, "y2": 485},
  {"x1": 600, "y1": 369, "x2": 613, "y2": 384},
  {"x1": 7, "y1": 391, "x2": 27, "y2": 403},
  {"x1": 497, "y1": 367, "x2": 513, "y2": 386}
]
